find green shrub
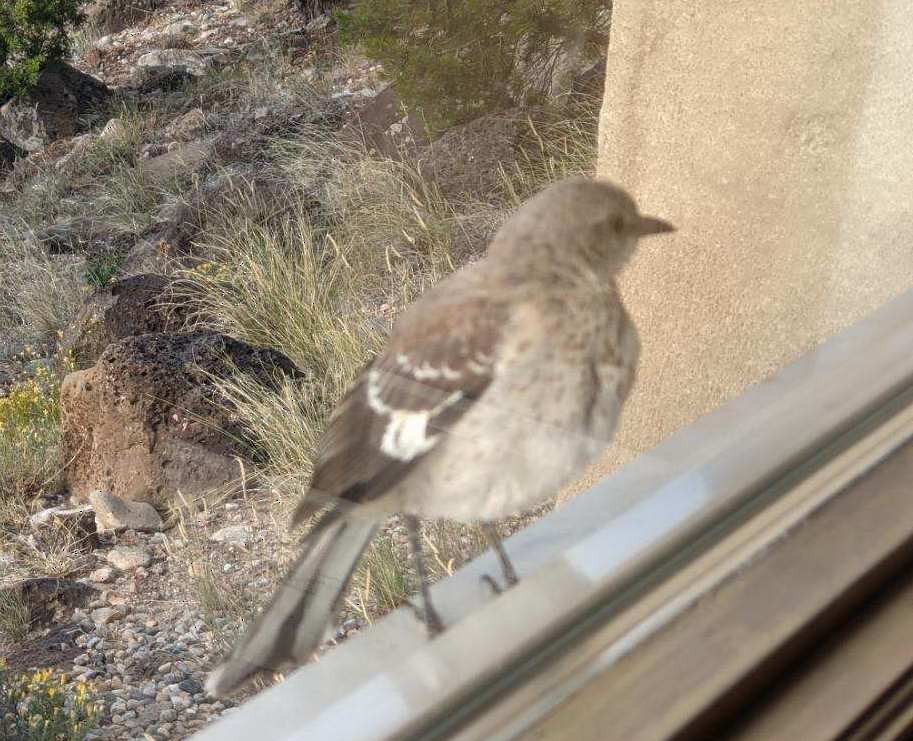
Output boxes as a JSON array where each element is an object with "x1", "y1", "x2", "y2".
[
  {"x1": 350, "y1": 0, "x2": 610, "y2": 130},
  {"x1": 0, "y1": 0, "x2": 85, "y2": 99},
  {"x1": 332, "y1": 8, "x2": 356, "y2": 44},
  {"x1": 83, "y1": 251, "x2": 123, "y2": 287}
]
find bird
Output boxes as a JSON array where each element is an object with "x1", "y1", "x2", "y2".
[{"x1": 205, "y1": 177, "x2": 674, "y2": 697}]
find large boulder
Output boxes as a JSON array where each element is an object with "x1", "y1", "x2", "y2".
[
  {"x1": 134, "y1": 49, "x2": 209, "y2": 80},
  {"x1": 0, "y1": 63, "x2": 110, "y2": 152},
  {"x1": 136, "y1": 140, "x2": 214, "y2": 187},
  {"x1": 338, "y1": 85, "x2": 429, "y2": 160},
  {"x1": 417, "y1": 108, "x2": 531, "y2": 200},
  {"x1": 61, "y1": 274, "x2": 192, "y2": 368},
  {"x1": 61, "y1": 331, "x2": 302, "y2": 506}
]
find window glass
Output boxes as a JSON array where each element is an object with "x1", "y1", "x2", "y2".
[{"x1": 1, "y1": 3, "x2": 910, "y2": 740}]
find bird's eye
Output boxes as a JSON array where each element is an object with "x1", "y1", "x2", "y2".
[{"x1": 610, "y1": 216, "x2": 625, "y2": 234}]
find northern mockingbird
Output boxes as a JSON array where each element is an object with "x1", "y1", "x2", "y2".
[{"x1": 206, "y1": 177, "x2": 673, "y2": 696}]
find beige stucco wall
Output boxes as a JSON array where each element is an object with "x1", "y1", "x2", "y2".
[{"x1": 588, "y1": 0, "x2": 913, "y2": 475}]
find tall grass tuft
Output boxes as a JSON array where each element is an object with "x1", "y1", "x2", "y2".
[
  {"x1": 185, "y1": 207, "x2": 377, "y2": 376},
  {"x1": 0, "y1": 232, "x2": 87, "y2": 349},
  {"x1": 500, "y1": 98, "x2": 600, "y2": 206},
  {"x1": 0, "y1": 588, "x2": 30, "y2": 641}
]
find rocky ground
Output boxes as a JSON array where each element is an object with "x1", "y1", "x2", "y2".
[
  {"x1": 5, "y1": 493, "x2": 370, "y2": 739},
  {"x1": 4, "y1": 484, "x2": 488, "y2": 738}
]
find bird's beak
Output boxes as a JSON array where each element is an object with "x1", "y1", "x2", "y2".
[{"x1": 636, "y1": 215, "x2": 676, "y2": 236}]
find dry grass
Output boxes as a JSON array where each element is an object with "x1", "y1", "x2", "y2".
[
  {"x1": 0, "y1": 497, "x2": 93, "y2": 597},
  {"x1": 210, "y1": 375, "x2": 326, "y2": 506},
  {"x1": 69, "y1": 18, "x2": 105, "y2": 61},
  {"x1": 91, "y1": 162, "x2": 165, "y2": 235},
  {"x1": 347, "y1": 535, "x2": 411, "y2": 620},
  {"x1": 0, "y1": 361, "x2": 68, "y2": 501},
  {"x1": 0, "y1": 423, "x2": 62, "y2": 507},
  {"x1": 7, "y1": 112, "x2": 160, "y2": 240},
  {"x1": 0, "y1": 355, "x2": 88, "y2": 597},
  {"x1": 186, "y1": 557, "x2": 256, "y2": 652},
  {"x1": 188, "y1": 43, "x2": 322, "y2": 114},
  {"x1": 344, "y1": 520, "x2": 490, "y2": 623},
  {"x1": 179, "y1": 138, "x2": 467, "y2": 506},
  {"x1": 422, "y1": 520, "x2": 489, "y2": 582},
  {"x1": 0, "y1": 524, "x2": 91, "y2": 585},
  {"x1": 0, "y1": 232, "x2": 88, "y2": 351},
  {"x1": 179, "y1": 192, "x2": 382, "y2": 505},
  {"x1": 230, "y1": 0, "x2": 269, "y2": 15},
  {"x1": 501, "y1": 97, "x2": 600, "y2": 206},
  {"x1": 0, "y1": 587, "x2": 30, "y2": 641},
  {"x1": 185, "y1": 205, "x2": 378, "y2": 375},
  {"x1": 279, "y1": 132, "x2": 479, "y2": 299}
]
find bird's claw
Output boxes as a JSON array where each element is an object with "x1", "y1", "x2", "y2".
[
  {"x1": 482, "y1": 572, "x2": 519, "y2": 595},
  {"x1": 404, "y1": 597, "x2": 445, "y2": 637},
  {"x1": 424, "y1": 608, "x2": 445, "y2": 637},
  {"x1": 482, "y1": 574, "x2": 503, "y2": 594}
]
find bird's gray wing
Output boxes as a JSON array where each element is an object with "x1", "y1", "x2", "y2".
[{"x1": 291, "y1": 295, "x2": 508, "y2": 526}]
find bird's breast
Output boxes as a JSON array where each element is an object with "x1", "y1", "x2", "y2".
[{"x1": 397, "y1": 355, "x2": 629, "y2": 522}]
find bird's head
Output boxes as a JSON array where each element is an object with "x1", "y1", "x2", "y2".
[{"x1": 489, "y1": 177, "x2": 674, "y2": 276}]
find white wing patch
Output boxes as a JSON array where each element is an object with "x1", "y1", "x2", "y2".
[
  {"x1": 381, "y1": 410, "x2": 438, "y2": 460},
  {"x1": 394, "y1": 354, "x2": 462, "y2": 381},
  {"x1": 366, "y1": 368, "x2": 464, "y2": 462}
]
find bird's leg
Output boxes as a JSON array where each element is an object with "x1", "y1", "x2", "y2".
[
  {"x1": 481, "y1": 522, "x2": 519, "y2": 595},
  {"x1": 404, "y1": 515, "x2": 445, "y2": 637}
]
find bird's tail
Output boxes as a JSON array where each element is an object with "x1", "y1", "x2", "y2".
[{"x1": 205, "y1": 510, "x2": 378, "y2": 696}]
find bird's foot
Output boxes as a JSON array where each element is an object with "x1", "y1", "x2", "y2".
[
  {"x1": 481, "y1": 571, "x2": 519, "y2": 596},
  {"x1": 482, "y1": 574, "x2": 503, "y2": 595},
  {"x1": 423, "y1": 604, "x2": 445, "y2": 637},
  {"x1": 404, "y1": 597, "x2": 445, "y2": 637}
]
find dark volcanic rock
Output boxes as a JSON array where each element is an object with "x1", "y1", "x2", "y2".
[
  {"x1": 62, "y1": 274, "x2": 193, "y2": 368},
  {"x1": 61, "y1": 331, "x2": 302, "y2": 506},
  {"x1": 0, "y1": 62, "x2": 109, "y2": 152}
]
